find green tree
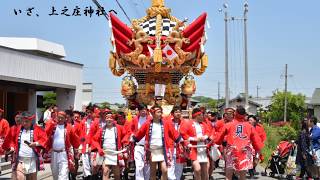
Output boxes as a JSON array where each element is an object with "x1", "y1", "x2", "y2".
[
  {"x1": 192, "y1": 96, "x2": 219, "y2": 111},
  {"x1": 207, "y1": 99, "x2": 218, "y2": 110},
  {"x1": 43, "y1": 92, "x2": 56, "y2": 108},
  {"x1": 115, "y1": 103, "x2": 125, "y2": 108},
  {"x1": 99, "y1": 102, "x2": 111, "y2": 109},
  {"x1": 266, "y1": 91, "x2": 306, "y2": 129}
]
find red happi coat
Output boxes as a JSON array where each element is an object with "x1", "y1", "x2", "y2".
[
  {"x1": 2, "y1": 125, "x2": 19, "y2": 152},
  {"x1": 205, "y1": 118, "x2": 217, "y2": 140},
  {"x1": 0, "y1": 118, "x2": 10, "y2": 154},
  {"x1": 91, "y1": 123, "x2": 129, "y2": 164},
  {"x1": 204, "y1": 119, "x2": 218, "y2": 149},
  {"x1": 88, "y1": 118, "x2": 108, "y2": 151},
  {"x1": 132, "y1": 119, "x2": 181, "y2": 165},
  {"x1": 123, "y1": 115, "x2": 152, "y2": 161},
  {"x1": 68, "y1": 120, "x2": 82, "y2": 137},
  {"x1": 214, "y1": 118, "x2": 263, "y2": 152},
  {"x1": 254, "y1": 123, "x2": 266, "y2": 161},
  {"x1": 166, "y1": 117, "x2": 188, "y2": 164},
  {"x1": 45, "y1": 121, "x2": 80, "y2": 170},
  {"x1": 255, "y1": 123, "x2": 266, "y2": 144},
  {"x1": 180, "y1": 120, "x2": 211, "y2": 161},
  {"x1": 10, "y1": 125, "x2": 47, "y2": 171},
  {"x1": 129, "y1": 115, "x2": 152, "y2": 134},
  {"x1": 215, "y1": 119, "x2": 226, "y2": 133},
  {"x1": 214, "y1": 117, "x2": 263, "y2": 170},
  {"x1": 78, "y1": 117, "x2": 96, "y2": 154}
]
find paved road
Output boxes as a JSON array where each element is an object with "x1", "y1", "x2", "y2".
[{"x1": 0, "y1": 162, "x2": 280, "y2": 180}]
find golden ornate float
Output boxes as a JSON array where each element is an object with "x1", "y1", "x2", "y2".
[{"x1": 108, "y1": 0, "x2": 208, "y2": 108}]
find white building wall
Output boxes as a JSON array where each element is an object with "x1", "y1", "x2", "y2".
[
  {"x1": 56, "y1": 88, "x2": 76, "y2": 110},
  {"x1": 82, "y1": 83, "x2": 93, "y2": 106},
  {"x1": 0, "y1": 46, "x2": 83, "y2": 110},
  {"x1": 248, "y1": 106, "x2": 257, "y2": 115},
  {"x1": 0, "y1": 37, "x2": 66, "y2": 57},
  {"x1": 28, "y1": 89, "x2": 37, "y2": 113},
  {"x1": 28, "y1": 89, "x2": 37, "y2": 119},
  {"x1": 220, "y1": 101, "x2": 258, "y2": 115},
  {"x1": 315, "y1": 106, "x2": 320, "y2": 120}
]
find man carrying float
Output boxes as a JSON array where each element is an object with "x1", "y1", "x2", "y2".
[
  {"x1": 3, "y1": 112, "x2": 22, "y2": 155},
  {"x1": 9, "y1": 112, "x2": 47, "y2": 180},
  {"x1": 180, "y1": 108, "x2": 211, "y2": 180},
  {"x1": 247, "y1": 115, "x2": 266, "y2": 177},
  {"x1": 45, "y1": 111, "x2": 80, "y2": 180},
  {"x1": 88, "y1": 107, "x2": 112, "y2": 178},
  {"x1": 214, "y1": 106, "x2": 263, "y2": 180},
  {"x1": 64, "y1": 109, "x2": 82, "y2": 180},
  {"x1": 91, "y1": 111, "x2": 129, "y2": 180},
  {"x1": 77, "y1": 105, "x2": 96, "y2": 180},
  {"x1": 166, "y1": 106, "x2": 188, "y2": 180},
  {"x1": 0, "y1": 108, "x2": 10, "y2": 156},
  {"x1": 131, "y1": 105, "x2": 182, "y2": 180},
  {"x1": 129, "y1": 104, "x2": 152, "y2": 180}
]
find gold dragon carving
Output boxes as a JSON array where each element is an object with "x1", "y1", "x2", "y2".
[
  {"x1": 165, "y1": 22, "x2": 191, "y2": 68},
  {"x1": 124, "y1": 20, "x2": 153, "y2": 69},
  {"x1": 121, "y1": 76, "x2": 136, "y2": 97},
  {"x1": 181, "y1": 75, "x2": 196, "y2": 96},
  {"x1": 109, "y1": 52, "x2": 125, "y2": 76}
]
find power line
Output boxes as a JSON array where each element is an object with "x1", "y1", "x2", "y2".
[
  {"x1": 91, "y1": 0, "x2": 109, "y2": 20},
  {"x1": 115, "y1": 0, "x2": 131, "y2": 23}
]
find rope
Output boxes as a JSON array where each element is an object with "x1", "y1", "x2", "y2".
[{"x1": 154, "y1": 14, "x2": 163, "y2": 72}]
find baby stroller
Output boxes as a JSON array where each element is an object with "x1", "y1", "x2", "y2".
[{"x1": 262, "y1": 141, "x2": 296, "y2": 179}]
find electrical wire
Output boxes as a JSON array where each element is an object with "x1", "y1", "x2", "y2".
[
  {"x1": 91, "y1": 0, "x2": 109, "y2": 20},
  {"x1": 115, "y1": 0, "x2": 131, "y2": 23}
]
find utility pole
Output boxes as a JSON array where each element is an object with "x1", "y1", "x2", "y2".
[
  {"x1": 217, "y1": 81, "x2": 221, "y2": 110},
  {"x1": 256, "y1": 85, "x2": 260, "y2": 99},
  {"x1": 244, "y1": 1, "x2": 249, "y2": 108},
  {"x1": 224, "y1": 3, "x2": 230, "y2": 108},
  {"x1": 284, "y1": 64, "x2": 288, "y2": 122}
]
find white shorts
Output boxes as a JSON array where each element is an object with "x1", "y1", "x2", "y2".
[
  {"x1": 150, "y1": 146, "x2": 164, "y2": 162},
  {"x1": 104, "y1": 152, "x2": 118, "y2": 166},
  {"x1": 197, "y1": 148, "x2": 208, "y2": 163},
  {"x1": 18, "y1": 157, "x2": 37, "y2": 174}
]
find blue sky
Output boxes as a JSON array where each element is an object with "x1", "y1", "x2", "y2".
[{"x1": 0, "y1": 0, "x2": 319, "y2": 103}]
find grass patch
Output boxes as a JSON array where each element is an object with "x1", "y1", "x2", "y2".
[
  {"x1": 261, "y1": 124, "x2": 281, "y2": 166},
  {"x1": 261, "y1": 124, "x2": 297, "y2": 166}
]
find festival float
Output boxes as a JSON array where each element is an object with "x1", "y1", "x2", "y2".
[{"x1": 108, "y1": 0, "x2": 208, "y2": 110}]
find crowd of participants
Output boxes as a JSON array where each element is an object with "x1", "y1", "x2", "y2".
[{"x1": 0, "y1": 103, "x2": 268, "y2": 180}]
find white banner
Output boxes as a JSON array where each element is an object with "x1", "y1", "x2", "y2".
[{"x1": 155, "y1": 84, "x2": 166, "y2": 97}]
